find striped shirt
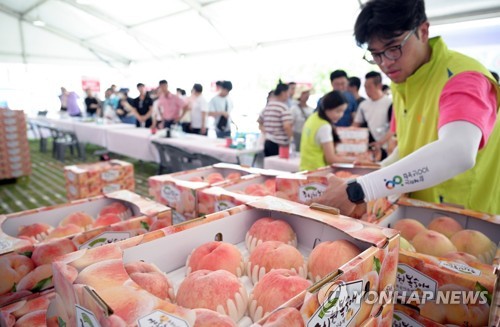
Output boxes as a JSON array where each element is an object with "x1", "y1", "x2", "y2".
[{"x1": 258, "y1": 100, "x2": 293, "y2": 145}]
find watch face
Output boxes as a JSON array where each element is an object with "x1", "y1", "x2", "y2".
[{"x1": 347, "y1": 181, "x2": 365, "y2": 204}]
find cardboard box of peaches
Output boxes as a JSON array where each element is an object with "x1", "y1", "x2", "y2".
[
  {"x1": 375, "y1": 196, "x2": 500, "y2": 327},
  {"x1": 148, "y1": 163, "x2": 286, "y2": 221},
  {"x1": 47, "y1": 196, "x2": 400, "y2": 326},
  {"x1": 64, "y1": 160, "x2": 135, "y2": 201},
  {"x1": 0, "y1": 190, "x2": 172, "y2": 311}
]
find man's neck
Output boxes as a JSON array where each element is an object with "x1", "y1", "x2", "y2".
[{"x1": 370, "y1": 91, "x2": 384, "y2": 101}]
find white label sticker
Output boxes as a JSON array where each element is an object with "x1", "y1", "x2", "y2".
[
  {"x1": 75, "y1": 304, "x2": 101, "y2": 327},
  {"x1": 161, "y1": 185, "x2": 181, "y2": 204},
  {"x1": 214, "y1": 200, "x2": 236, "y2": 212},
  {"x1": 307, "y1": 280, "x2": 363, "y2": 327},
  {"x1": 396, "y1": 264, "x2": 437, "y2": 300},
  {"x1": 79, "y1": 232, "x2": 131, "y2": 250},
  {"x1": 392, "y1": 310, "x2": 423, "y2": 327},
  {"x1": 299, "y1": 183, "x2": 326, "y2": 203},
  {"x1": 439, "y1": 261, "x2": 481, "y2": 276},
  {"x1": 101, "y1": 170, "x2": 120, "y2": 182},
  {"x1": 137, "y1": 310, "x2": 189, "y2": 327},
  {"x1": 66, "y1": 171, "x2": 76, "y2": 182},
  {"x1": 102, "y1": 184, "x2": 121, "y2": 194},
  {"x1": 0, "y1": 238, "x2": 13, "y2": 251}
]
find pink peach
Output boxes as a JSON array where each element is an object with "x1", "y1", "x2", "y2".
[
  {"x1": 440, "y1": 284, "x2": 489, "y2": 327},
  {"x1": 92, "y1": 213, "x2": 122, "y2": 228},
  {"x1": 441, "y1": 252, "x2": 481, "y2": 265},
  {"x1": 226, "y1": 172, "x2": 241, "y2": 181},
  {"x1": 186, "y1": 241, "x2": 244, "y2": 276},
  {"x1": 450, "y1": 229, "x2": 496, "y2": 264},
  {"x1": 189, "y1": 176, "x2": 204, "y2": 182},
  {"x1": 193, "y1": 308, "x2": 236, "y2": 327},
  {"x1": 247, "y1": 241, "x2": 306, "y2": 284},
  {"x1": 76, "y1": 259, "x2": 131, "y2": 291},
  {"x1": 31, "y1": 238, "x2": 77, "y2": 266},
  {"x1": 12, "y1": 294, "x2": 52, "y2": 318},
  {"x1": 99, "y1": 202, "x2": 129, "y2": 218},
  {"x1": 428, "y1": 216, "x2": 463, "y2": 238},
  {"x1": 419, "y1": 301, "x2": 446, "y2": 324},
  {"x1": 206, "y1": 172, "x2": 225, "y2": 184},
  {"x1": 307, "y1": 240, "x2": 361, "y2": 282},
  {"x1": 59, "y1": 212, "x2": 94, "y2": 228},
  {"x1": 260, "y1": 307, "x2": 304, "y2": 327},
  {"x1": 16, "y1": 264, "x2": 53, "y2": 293},
  {"x1": 0, "y1": 254, "x2": 35, "y2": 295},
  {"x1": 246, "y1": 217, "x2": 297, "y2": 252},
  {"x1": 124, "y1": 261, "x2": 175, "y2": 302},
  {"x1": 45, "y1": 224, "x2": 83, "y2": 240},
  {"x1": 393, "y1": 218, "x2": 427, "y2": 241},
  {"x1": 17, "y1": 223, "x2": 53, "y2": 241},
  {"x1": 176, "y1": 269, "x2": 248, "y2": 322},
  {"x1": 249, "y1": 269, "x2": 311, "y2": 322},
  {"x1": 149, "y1": 219, "x2": 171, "y2": 231},
  {"x1": 264, "y1": 179, "x2": 276, "y2": 193},
  {"x1": 411, "y1": 230, "x2": 457, "y2": 257},
  {"x1": 13, "y1": 309, "x2": 46, "y2": 327}
]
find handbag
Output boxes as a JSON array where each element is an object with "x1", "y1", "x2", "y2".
[{"x1": 216, "y1": 98, "x2": 229, "y2": 130}]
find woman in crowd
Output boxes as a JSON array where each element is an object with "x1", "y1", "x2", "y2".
[
  {"x1": 300, "y1": 90, "x2": 352, "y2": 170},
  {"x1": 290, "y1": 85, "x2": 314, "y2": 151}
]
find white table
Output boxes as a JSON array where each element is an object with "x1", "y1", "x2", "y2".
[
  {"x1": 155, "y1": 133, "x2": 263, "y2": 165},
  {"x1": 72, "y1": 121, "x2": 133, "y2": 147},
  {"x1": 106, "y1": 128, "x2": 160, "y2": 162},
  {"x1": 263, "y1": 154, "x2": 301, "y2": 172}
]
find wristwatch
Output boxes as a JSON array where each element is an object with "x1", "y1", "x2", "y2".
[{"x1": 346, "y1": 179, "x2": 365, "y2": 204}]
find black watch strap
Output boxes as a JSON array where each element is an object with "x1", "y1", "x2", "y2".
[{"x1": 346, "y1": 179, "x2": 365, "y2": 204}]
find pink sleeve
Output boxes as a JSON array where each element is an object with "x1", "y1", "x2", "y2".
[{"x1": 439, "y1": 72, "x2": 497, "y2": 149}]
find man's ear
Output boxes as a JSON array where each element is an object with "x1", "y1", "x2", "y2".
[{"x1": 419, "y1": 21, "x2": 430, "y2": 43}]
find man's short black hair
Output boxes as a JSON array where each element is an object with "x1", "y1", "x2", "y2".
[
  {"x1": 216, "y1": 80, "x2": 223, "y2": 87},
  {"x1": 354, "y1": 0, "x2": 427, "y2": 46},
  {"x1": 193, "y1": 83, "x2": 203, "y2": 93},
  {"x1": 221, "y1": 81, "x2": 233, "y2": 91},
  {"x1": 159, "y1": 80, "x2": 168, "y2": 85},
  {"x1": 348, "y1": 77, "x2": 361, "y2": 90},
  {"x1": 137, "y1": 83, "x2": 145, "y2": 88},
  {"x1": 365, "y1": 71, "x2": 382, "y2": 85},
  {"x1": 490, "y1": 71, "x2": 499, "y2": 83},
  {"x1": 330, "y1": 70, "x2": 348, "y2": 82}
]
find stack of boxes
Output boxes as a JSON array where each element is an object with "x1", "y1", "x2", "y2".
[
  {"x1": 336, "y1": 126, "x2": 371, "y2": 160},
  {"x1": 64, "y1": 160, "x2": 134, "y2": 200},
  {"x1": 0, "y1": 110, "x2": 31, "y2": 179}
]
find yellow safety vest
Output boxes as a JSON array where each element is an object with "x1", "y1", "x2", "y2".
[
  {"x1": 300, "y1": 112, "x2": 331, "y2": 171},
  {"x1": 392, "y1": 37, "x2": 500, "y2": 214}
]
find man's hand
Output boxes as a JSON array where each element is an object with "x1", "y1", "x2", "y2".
[{"x1": 314, "y1": 174, "x2": 366, "y2": 218}]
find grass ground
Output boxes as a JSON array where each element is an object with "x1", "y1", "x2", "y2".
[{"x1": 0, "y1": 139, "x2": 159, "y2": 215}]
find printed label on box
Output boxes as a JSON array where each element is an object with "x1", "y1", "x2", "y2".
[
  {"x1": 75, "y1": 304, "x2": 101, "y2": 327},
  {"x1": 307, "y1": 280, "x2": 363, "y2": 327},
  {"x1": 299, "y1": 183, "x2": 326, "y2": 203},
  {"x1": 337, "y1": 129, "x2": 369, "y2": 140},
  {"x1": 137, "y1": 310, "x2": 189, "y2": 327},
  {"x1": 103, "y1": 184, "x2": 121, "y2": 194},
  {"x1": 79, "y1": 232, "x2": 131, "y2": 250},
  {"x1": 336, "y1": 143, "x2": 368, "y2": 153},
  {"x1": 161, "y1": 185, "x2": 181, "y2": 204},
  {"x1": 215, "y1": 200, "x2": 236, "y2": 212},
  {"x1": 392, "y1": 311, "x2": 423, "y2": 327},
  {"x1": 396, "y1": 264, "x2": 437, "y2": 300},
  {"x1": 439, "y1": 261, "x2": 481, "y2": 276},
  {"x1": 0, "y1": 239, "x2": 13, "y2": 252},
  {"x1": 66, "y1": 171, "x2": 76, "y2": 182},
  {"x1": 101, "y1": 170, "x2": 120, "y2": 182}
]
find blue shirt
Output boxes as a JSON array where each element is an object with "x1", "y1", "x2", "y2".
[{"x1": 315, "y1": 91, "x2": 358, "y2": 127}]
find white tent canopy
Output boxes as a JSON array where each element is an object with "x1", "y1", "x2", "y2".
[{"x1": 1, "y1": 0, "x2": 500, "y2": 67}]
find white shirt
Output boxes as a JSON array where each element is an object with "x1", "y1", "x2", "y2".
[
  {"x1": 353, "y1": 95, "x2": 392, "y2": 141},
  {"x1": 190, "y1": 95, "x2": 208, "y2": 129},
  {"x1": 315, "y1": 124, "x2": 334, "y2": 144},
  {"x1": 290, "y1": 103, "x2": 314, "y2": 133}
]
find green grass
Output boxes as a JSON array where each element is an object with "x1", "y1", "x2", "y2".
[{"x1": 0, "y1": 139, "x2": 159, "y2": 215}]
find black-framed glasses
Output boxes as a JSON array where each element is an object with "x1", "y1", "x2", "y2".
[{"x1": 363, "y1": 28, "x2": 416, "y2": 65}]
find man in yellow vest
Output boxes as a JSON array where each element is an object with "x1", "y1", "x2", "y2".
[{"x1": 317, "y1": 0, "x2": 500, "y2": 215}]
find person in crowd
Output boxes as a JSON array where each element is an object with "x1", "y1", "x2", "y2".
[
  {"x1": 116, "y1": 88, "x2": 136, "y2": 125},
  {"x1": 177, "y1": 88, "x2": 191, "y2": 133},
  {"x1": 491, "y1": 71, "x2": 499, "y2": 84},
  {"x1": 59, "y1": 87, "x2": 68, "y2": 112},
  {"x1": 66, "y1": 91, "x2": 82, "y2": 117},
  {"x1": 102, "y1": 88, "x2": 119, "y2": 121},
  {"x1": 154, "y1": 80, "x2": 188, "y2": 133},
  {"x1": 317, "y1": 0, "x2": 500, "y2": 216},
  {"x1": 287, "y1": 82, "x2": 297, "y2": 108},
  {"x1": 258, "y1": 82, "x2": 293, "y2": 157},
  {"x1": 317, "y1": 70, "x2": 358, "y2": 126},
  {"x1": 130, "y1": 83, "x2": 153, "y2": 128},
  {"x1": 290, "y1": 84, "x2": 314, "y2": 151},
  {"x1": 208, "y1": 80, "x2": 233, "y2": 138},
  {"x1": 188, "y1": 83, "x2": 208, "y2": 135},
  {"x1": 382, "y1": 84, "x2": 391, "y2": 96},
  {"x1": 348, "y1": 76, "x2": 366, "y2": 106},
  {"x1": 84, "y1": 88, "x2": 101, "y2": 117},
  {"x1": 351, "y1": 71, "x2": 392, "y2": 160},
  {"x1": 300, "y1": 91, "x2": 353, "y2": 171}
]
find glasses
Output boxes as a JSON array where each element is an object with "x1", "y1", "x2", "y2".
[{"x1": 363, "y1": 28, "x2": 416, "y2": 65}]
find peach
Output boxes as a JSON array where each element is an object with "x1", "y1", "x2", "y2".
[
  {"x1": 249, "y1": 269, "x2": 311, "y2": 322},
  {"x1": 0, "y1": 254, "x2": 35, "y2": 295},
  {"x1": 226, "y1": 172, "x2": 241, "y2": 181},
  {"x1": 428, "y1": 216, "x2": 463, "y2": 238},
  {"x1": 450, "y1": 229, "x2": 496, "y2": 264},
  {"x1": 17, "y1": 223, "x2": 53, "y2": 241},
  {"x1": 124, "y1": 261, "x2": 175, "y2": 302},
  {"x1": 440, "y1": 284, "x2": 489, "y2": 327},
  {"x1": 189, "y1": 176, "x2": 204, "y2": 182},
  {"x1": 261, "y1": 307, "x2": 304, "y2": 327},
  {"x1": 92, "y1": 213, "x2": 122, "y2": 228},
  {"x1": 264, "y1": 179, "x2": 276, "y2": 193},
  {"x1": 193, "y1": 308, "x2": 236, "y2": 327},
  {"x1": 399, "y1": 237, "x2": 416, "y2": 252},
  {"x1": 12, "y1": 294, "x2": 52, "y2": 318},
  {"x1": 206, "y1": 172, "x2": 225, "y2": 184},
  {"x1": 16, "y1": 264, "x2": 53, "y2": 293},
  {"x1": 31, "y1": 238, "x2": 77, "y2": 266},
  {"x1": 245, "y1": 184, "x2": 271, "y2": 196},
  {"x1": 246, "y1": 217, "x2": 297, "y2": 253},
  {"x1": 442, "y1": 251, "x2": 481, "y2": 265},
  {"x1": 393, "y1": 218, "x2": 427, "y2": 241},
  {"x1": 149, "y1": 219, "x2": 171, "y2": 231},
  {"x1": 411, "y1": 230, "x2": 457, "y2": 257},
  {"x1": 99, "y1": 202, "x2": 130, "y2": 219},
  {"x1": 419, "y1": 301, "x2": 446, "y2": 324},
  {"x1": 13, "y1": 309, "x2": 46, "y2": 327},
  {"x1": 45, "y1": 224, "x2": 83, "y2": 240},
  {"x1": 76, "y1": 259, "x2": 132, "y2": 291},
  {"x1": 176, "y1": 270, "x2": 248, "y2": 322},
  {"x1": 59, "y1": 212, "x2": 94, "y2": 228},
  {"x1": 186, "y1": 241, "x2": 244, "y2": 276},
  {"x1": 307, "y1": 240, "x2": 361, "y2": 282},
  {"x1": 247, "y1": 241, "x2": 306, "y2": 284}
]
